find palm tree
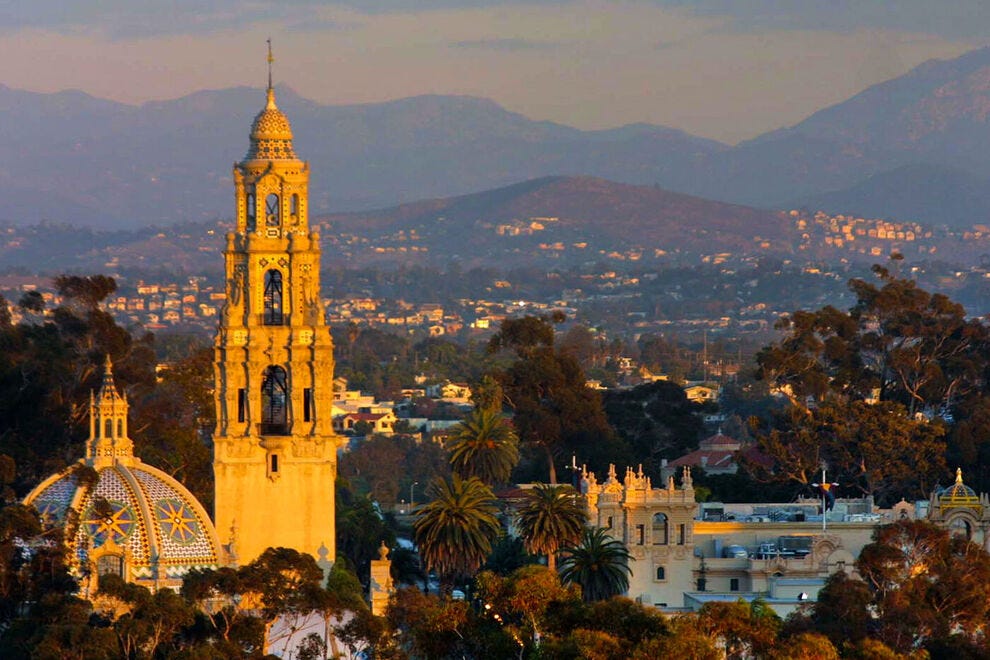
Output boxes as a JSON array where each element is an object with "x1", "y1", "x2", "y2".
[
  {"x1": 515, "y1": 483, "x2": 586, "y2": 571},
  {"x1": 413, "y1": 475, "x2": 502, "y2": 589},
  {"x1": 448, "y1": 408, "x2": 519, "y2": 486},
  {"x1": 559, "y1": 527, "x2": 633, "y2": 602}
]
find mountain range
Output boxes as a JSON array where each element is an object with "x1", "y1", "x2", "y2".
[{"x1": 7, "y1": 46, "x2": 990, "y2": 229}]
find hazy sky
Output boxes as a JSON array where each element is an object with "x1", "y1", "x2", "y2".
[{"x1": 0, "y1": 1, "x2": 984, "y2": 143}]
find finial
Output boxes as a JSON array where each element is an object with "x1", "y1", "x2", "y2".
[
  {"x1": 378, "y1": 541, "x2": 390, "y2": 561},
  {"x1": 956, "y1": 467, "x2": 963, "y2": 484},
  {"x1": 266, "y1": 38, "x2": 274, "y2": 91},
  {"x1": 100, "y1": 354, "x2": 117, "y2": 395}
]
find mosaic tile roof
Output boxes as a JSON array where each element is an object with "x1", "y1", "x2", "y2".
[{"x1": 26, "y1": 461, "x2": 223, "y2": 580}]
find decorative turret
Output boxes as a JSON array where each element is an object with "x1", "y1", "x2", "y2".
[{"x1": 87, "y1": 355, "x2": 134, "y2": 464}]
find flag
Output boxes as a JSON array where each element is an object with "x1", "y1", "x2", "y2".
[{"x1": 813, "y1": 482, "x2": 838, "y2": 511}]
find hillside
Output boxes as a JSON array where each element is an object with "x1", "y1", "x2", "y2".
[
  {"x1": 793, "y1": 164, "x2": 990, "y2": 228},
  {"x1": 320, "y1": 176, "x2": 795, "y2": 268}
]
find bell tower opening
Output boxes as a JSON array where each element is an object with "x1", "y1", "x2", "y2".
[
  {"x1": 263, "y1": 270, "x2": 283, "y2": 325},
  {"x1": 265, "y1": 193, "x2": 280, "y2": 226},
  {"x1": 260, "y1": 366, "x2": 288, "y2": 435}
]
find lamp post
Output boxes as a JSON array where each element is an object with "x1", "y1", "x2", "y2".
[{"x1": 410, "y1": 481, "x2": 419, "y2": 509}]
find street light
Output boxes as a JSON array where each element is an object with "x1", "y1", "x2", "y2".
[{"x1": 410, "y1": 481, "x2": 419, "y2": 508}]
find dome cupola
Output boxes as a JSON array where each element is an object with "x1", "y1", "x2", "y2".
[{"x1": 244, "y1": 40, "x2": 296, "y2": 161}]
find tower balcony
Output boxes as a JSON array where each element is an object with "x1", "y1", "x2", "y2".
[{"x1": 259, "y1": 423, "x2": 289, "y2": 436}]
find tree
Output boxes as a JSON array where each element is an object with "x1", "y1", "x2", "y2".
[
  {"x1": 603, "y1": 380, "x2": 704, "y2": 474},
  {"x1": 413, "y1": 475, "x2": 501, "y2": 588},
  {"x1": 559, "y1": 528, "x2": 632, "y2": 602},
  {"x1": 448, "y1": 407, "x2": 519, "y2": 486},
  {"x1": 790, "y1": 571, "x2": 873, "y2": 648},
  {"x1": 748, "y1": 398, "x2": 948, "y2": 504},
  {"x1": 515, "y1": 483, "x2": 586, "y2": 571},
  {"x1": 756, "y1": 264, "x2": 987, "y2": 415},
  {"x1": 339, "y1": 434, "x2": 449, "y2": 506},
  {"x1": 386, "y1": 587, "x2": 471, "y2": 659},
  {"x1": 335, "y1": 480, "x2": 397, "y2": 584},
  {"x1": 696, "y1": 599, "x2": 781, "y2": 659},
  {"x1": 856, "y1": 520, "x2": 990, "y2": 653},
  {"x1": 488, "y1": 315, "x2": 613, "y2": 484},
  {"x1": 240, "y1": 547, "x2": 326, "y2": 656},
  {"x1": 476, "y1": 566, "x2": 577, "y2": 650}
]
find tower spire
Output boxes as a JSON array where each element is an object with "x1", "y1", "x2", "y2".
[{"x1": 267, "y1": 38, "x2": 274, "y2": 92}]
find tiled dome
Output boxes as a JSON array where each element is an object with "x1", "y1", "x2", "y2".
[
  {"x1": 245, "y1": 88, "x2": 297, "y2": 161},
  {"x1": 937, "y1": 468, "x2": 981, "y2": 513},
  {"x1": 27, "y1": 461, "x2": 223, "y2": 581},
  {"x1": 23, "y1": 358, "x2": 225, "y2": 585}
]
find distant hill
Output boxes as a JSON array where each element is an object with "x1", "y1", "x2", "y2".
[
  {"x1": 792, "y1": 164, "x2": 990, "y2": 228},
  {"x1": 9, "y1": 46, "x2": 990, "y2": 230},
  {"x1": 0, "y1": 85, "x2": 724, "y2": 229},
  {"x1": 320, "y1": 176, "x2": 795, "y2": 268},
  {"x1": 690, "y1": 47, "x2": 990, "y2": 214}
]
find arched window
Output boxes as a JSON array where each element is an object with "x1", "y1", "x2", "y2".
[
  {"x1": 263, "y1": 270, "x2": 283, "y2": 325},
  {"x1": 652, "y1": 513, "x2": 668, "y2": 545},
  {"x1": 656, "y1": 566, "x2": 666, "y2": 581},
  {"x1": 246, "y1": 193, "x2": 256, "y2": 229},
  {"x1": 97, "y1": 554, "x2": 124, "y2": 578},
  {"x1": 265, "y1": 193, "x2": 280, "y2": 226},
  {"x1": 261, "y1": 366, "x2": 288, "y2": 434},
  {"x1": 950, "y1": 517, "x2": 973, "y2": 540},
  {"x1": 290, "y1": 193, "x2": 299, "y2": 219},
  {"x1": 117, "y1": 420, "x2": 123, "y2": 436}
]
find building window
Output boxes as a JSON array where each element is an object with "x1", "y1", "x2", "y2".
[
  {"x1": 97, "y1": 554, "x2": 124, "y2": 578},
  {"x1": 246, "y1": 193, "x2": 256, "y2": 229},
  {"x1": 652, "y1": 513, "x2": 668, "y2": 545},
  {"x1": 303, "y1": 388, "x2": 312, "y2": 422},
  {"x1": 605, "y1": 516, "x2": 613, "y2": 530},
  {"x1": 290, "y1": 193, "x2": 299, "y2": 218},
  {"x1": 104, "y1": 419, "x2": 112, "y2": 437},
  {"x1": 261, "y1": 366, "x2": 288, "y2": 434},
  {"x1": 237, "y1": 388, "x2": 246, "y2": 423},
  {"x1": 636, "y1": 524, "x2": 645, "y2": 546},
  {"x1": 730, "y1": 578, "x2": 740, "y2": 592},
  {"x1": 270, "y1": 454, "x2": 279, "y2": 473},
  {"x1": 117, "y1": 420, "x2": 123, "y2": 436},
  {"x1": 677, "y1": 523, "x2": 686, "y2": 545},
  {"x1": 656, "y1": 566, "x2": 666, "y2": 581},
  {"x1": 265, "y1": 193, "x2": 280, "y2": 226},
  {"x1": 263, "y1": 270, "x2": 283, "y2": 325}
]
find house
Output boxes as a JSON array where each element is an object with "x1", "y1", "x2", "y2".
[
  {"x1": 335, "y1": 410, "x2": 398, "y2": 435},
  {"x1": 661, "y1": 432, "x2": 742, "y2": 482},
  {"x1": 684, "y1": 383, "x2": 719, "y2": 403}
]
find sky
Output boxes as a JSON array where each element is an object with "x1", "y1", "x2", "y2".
[{"x1": 0, "y1": 1, "x2": 984, "y2": 143}]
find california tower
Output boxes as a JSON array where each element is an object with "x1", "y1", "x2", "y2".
[{"x1": 213, "y1": 46, "x2": 340, "y2": 566}]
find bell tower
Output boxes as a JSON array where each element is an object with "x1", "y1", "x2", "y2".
[{"x1": 213, "y1": 43, "x2": 340, "y2": 566}]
